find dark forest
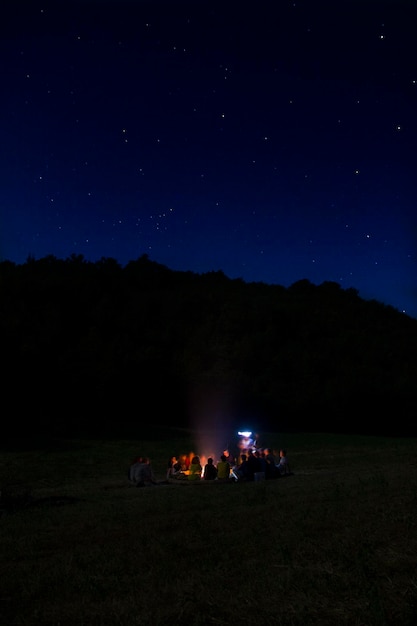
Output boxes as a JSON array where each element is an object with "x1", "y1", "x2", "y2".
[{"x1": 2, "y1": 254, "x2": 416, "y2": 439}]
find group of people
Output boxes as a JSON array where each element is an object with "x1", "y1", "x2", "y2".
[
  {"x1": 166, "y1": 448, "x2": 291, "y2": 483},
  {"x1": 232, "y1": 448, "x2": 291, "y2": 481},
  {"x1": 167, "y1": 453, "x2": 233, "y2": 482},
  {"x1": 128, "y1": 447, "x2": 291, "y2": 487}
]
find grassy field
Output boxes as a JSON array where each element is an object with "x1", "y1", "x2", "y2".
[{"x1": 1, "y1": 430, "x2": 417, "y2": 625}]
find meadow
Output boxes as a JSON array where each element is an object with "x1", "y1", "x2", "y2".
[{"x1": 1, "y1": 430, "x2": 417, "y2": 625}]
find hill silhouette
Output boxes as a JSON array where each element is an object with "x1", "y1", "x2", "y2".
[{"x1": 2, "y1": 253, "x2": 416, "y2": 439}]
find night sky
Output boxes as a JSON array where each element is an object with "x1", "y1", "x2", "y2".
[{"x1": 1, "y1": 0, "x2": 416, "y2": 318}]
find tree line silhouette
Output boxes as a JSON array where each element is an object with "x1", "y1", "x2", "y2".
[{"x1": 2, "y1": 253, "x2": 417, "y2": 439}]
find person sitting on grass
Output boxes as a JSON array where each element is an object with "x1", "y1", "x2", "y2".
[
  {"x1": 203, "y1": 457, "x2": 218, "y2": 480},
  {"x1": 216, "y1": 454, "x2": 231, "y2": 481},
  {"x1": 130, "y1": 457, "x2": 158, "y2": 487},
  {"x1": 246, "y1": 449, "x2": 261, "y2": 481},
  {"x1": 167, "y1": 456, "x2": 182, "y2": 480},
  {"x1": 188, "y1": 455, "x2": 203, "y2": 481},
  {"x1": 264, "y1": 448, "x2": 280, "y2": 479},
  {"x1": 231, "y1": 454, "x2": 250, "y2": 481},
  {"x1": 278, "y1": 449, "x2": 291, "y2": 476}
]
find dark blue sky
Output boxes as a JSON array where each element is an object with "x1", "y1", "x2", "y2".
[{"x1": 1, "y1": 0, "x2": 416, "y2": 317}]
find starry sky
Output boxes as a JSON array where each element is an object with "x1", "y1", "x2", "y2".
[{"x1": 1, "y1": 0, "x2": 416, "y2": 318}]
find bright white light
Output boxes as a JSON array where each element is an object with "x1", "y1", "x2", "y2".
[{"x1": 238, "y1": 431, "x2": 252, "y2": 437}]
